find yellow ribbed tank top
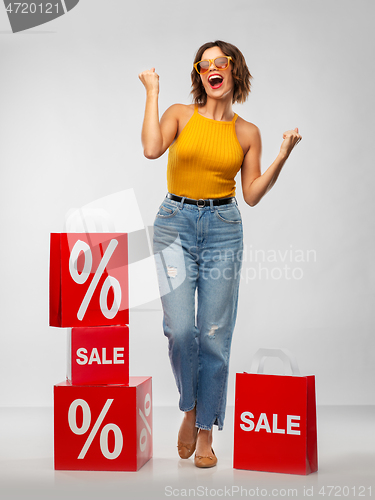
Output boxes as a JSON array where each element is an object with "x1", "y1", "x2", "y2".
[{"x1": 167, "y1": 105, "x2": 244, "y2": 199}]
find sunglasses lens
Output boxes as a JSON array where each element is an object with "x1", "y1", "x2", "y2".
[
  {"x1": 198, "y1": 61, "x2": 210, "y2": 74},
  {"x1": 215, "y1": 57, "x2": 229, "y2": 69}
]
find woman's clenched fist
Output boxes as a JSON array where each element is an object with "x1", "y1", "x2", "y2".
[
  {"x1": 138, "y1": 68, "x2": 159, "y2": 95},
  {"x1": 280, "y1": 127, "x2": 302, "y2": 157}
]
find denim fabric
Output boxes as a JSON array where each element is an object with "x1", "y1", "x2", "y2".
[{"x1": 153, "y1": 194, "x2": 243, "y2": 430}]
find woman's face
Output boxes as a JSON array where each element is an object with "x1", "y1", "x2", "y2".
[{"x1": 199, "y1": 46, "x2": 234, "y2": 102}]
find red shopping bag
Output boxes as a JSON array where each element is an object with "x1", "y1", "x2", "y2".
[
  {"x1": 50, "y1": 233, "x2": 129, "y2": 327},
  {"x1": 233, "y1": 348, "x2": 318, "y2": 475}
]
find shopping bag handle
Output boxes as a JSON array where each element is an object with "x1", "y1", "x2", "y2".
[
  {"x1": 64, "y1": 207, "x2": 116, "y2": 232},
  {"x1": 249, "y1": 348, "x2": 300, "y2": 375}
]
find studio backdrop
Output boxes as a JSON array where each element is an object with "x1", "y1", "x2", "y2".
[{"x1": 0, "y1": 0, "x2": 373, "y2": 408}]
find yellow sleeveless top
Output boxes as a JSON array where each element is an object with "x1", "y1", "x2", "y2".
[{"x1": 167, "y1": 105, "x2": 244, "y2": 199}]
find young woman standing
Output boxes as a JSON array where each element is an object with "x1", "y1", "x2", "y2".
[{"x1": 139, "y1": 40, "x2": 301, "y2": 468}]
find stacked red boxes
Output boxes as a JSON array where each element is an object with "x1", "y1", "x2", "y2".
[{"x1": 49, "y1": 233, "x2": 152, "y2": 471}]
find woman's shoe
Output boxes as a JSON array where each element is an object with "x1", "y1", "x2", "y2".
[
  {"x1": 194, "y1": 448, "x2": 217, "y2": 468},
  {"x1": 177, "y1": 426, "x2": 198, "y2": 459},
  {"x1": 177, "y1": 439, "x2": 197, "y2": 459}
]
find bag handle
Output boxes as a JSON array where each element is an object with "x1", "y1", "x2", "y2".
[
  {"x1": 249, "y1": 348, "x2": 300, "y2": 376},
  {"x1": 64, "y1": 207, "x2": 116, "y2": 233}
]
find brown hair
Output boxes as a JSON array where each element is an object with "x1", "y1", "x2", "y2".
[{"x1": 190, "y1": 40, "x2": 252, "y2": 105}]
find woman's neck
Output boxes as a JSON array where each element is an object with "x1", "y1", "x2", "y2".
[{"x1": 198, "y1": 95, "x2": 234, "y2": 122}]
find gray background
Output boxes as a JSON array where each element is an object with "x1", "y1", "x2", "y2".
[{"x1": 0, "y1": 0, "x2": 374, "y2": 409}]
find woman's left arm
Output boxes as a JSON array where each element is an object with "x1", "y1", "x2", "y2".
[{"x1": 241, "y1": 125, "x2": 302, "y2": 207}]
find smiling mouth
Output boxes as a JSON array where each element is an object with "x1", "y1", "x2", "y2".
[{"x1": 208, "y1": 74, "x2": 224, "y2": 89}]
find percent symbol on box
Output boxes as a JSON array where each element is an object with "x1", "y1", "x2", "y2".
[
  {"x1": 68, "y1": 398, "x2": 123, "y2": 460},
  {"x1": 139, "y1": 393, "x2": 152, "y2": 452},
  {"x1": 69, "y1": 238, "x2": 121, "y2": 320}
]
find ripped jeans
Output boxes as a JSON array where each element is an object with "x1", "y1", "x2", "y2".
[{"x1": 153, "y1": 194, "x2": 243, "y2": 430}]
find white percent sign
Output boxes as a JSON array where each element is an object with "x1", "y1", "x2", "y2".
[
  {"x1": 69, "y1": 239, "x2": 122, "y2": 321},
  {"x1": 68, "y1": 398, "x2": 123, "y2": 460},
  {"x1": 139, "y1": 393, "x2": 152, "y2": 452}
]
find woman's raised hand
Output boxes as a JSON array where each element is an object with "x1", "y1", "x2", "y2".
[
  {"x1": 138, "y1": 68, "x2": 159, "y2": 95},
  {"x1": 280, "y1": 128, "x2": 302, "y2": 157}
]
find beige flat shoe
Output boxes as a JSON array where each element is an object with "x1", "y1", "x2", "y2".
[
  {"x1": 177, "y1": 439, "x2": 197, "y2": 459},
  {"x1": 177, "y1": 427, "x2": 198, "y2": 459},
  {"x1": 194, "y1": 448, "x2": 217, "y2": 468}
]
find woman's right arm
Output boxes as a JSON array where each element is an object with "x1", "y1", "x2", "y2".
[{"x1": 138, "y1": 68, "x2": 179, "y2": 159}]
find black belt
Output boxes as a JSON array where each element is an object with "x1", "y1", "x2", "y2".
[{"x1": 167, "y1": 193, "x2": 235, "y2": 208}]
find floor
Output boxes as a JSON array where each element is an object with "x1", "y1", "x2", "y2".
[{"x1": 0, "y1": 406, "x2": 374, "y2": 500}]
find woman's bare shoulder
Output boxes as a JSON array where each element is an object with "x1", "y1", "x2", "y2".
[
  {"x1": 236, "y1": 115, "x2": 260, "y2": 136},
  {"x1": 235, "y1": 115, "x2": 261, "y2": 154},
  {"x1": 164, "y1": 103, "x2": 195, "y2": 116},
  {"x1": 162, "y1": 104, "x2": 195, "y2": 135}
]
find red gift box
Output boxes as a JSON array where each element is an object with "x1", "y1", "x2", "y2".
[
  {"x1": 67, "y1": 326, "x2": 129, "y2": 385},
  {"x1": 233, "y1": 348, "x2": 318, "y2": 475},
  {"x1": 50, "y1": 233, "x2": 128, "y2": 327},
  {"x1": 54, "y1": 377, "x2": 152, "y2": 471}
]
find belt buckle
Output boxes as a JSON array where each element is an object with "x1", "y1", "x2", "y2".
[{"x1": 197, "y1": 199, "x2": 205, "y2": 208}]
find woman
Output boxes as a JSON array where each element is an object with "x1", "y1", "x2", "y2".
[{"x1": 139, "y1": 40, "x2": 301, "y2": 468}]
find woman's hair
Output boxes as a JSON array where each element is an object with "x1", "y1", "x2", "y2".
[{"x1": 190, "y1": 40, "x2": 252, "y2": 105}]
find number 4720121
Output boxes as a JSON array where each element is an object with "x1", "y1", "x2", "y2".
[
  {"x1": 318, "y1": 485, "x2": 372, "y2": 497},
  {"x1": 5, "y1": 2, "x2": 60, "y2": 14}
]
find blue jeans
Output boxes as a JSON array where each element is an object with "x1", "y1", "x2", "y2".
[{"x1": 153, "y1": 194, "x2": 243, "y2": 430}]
